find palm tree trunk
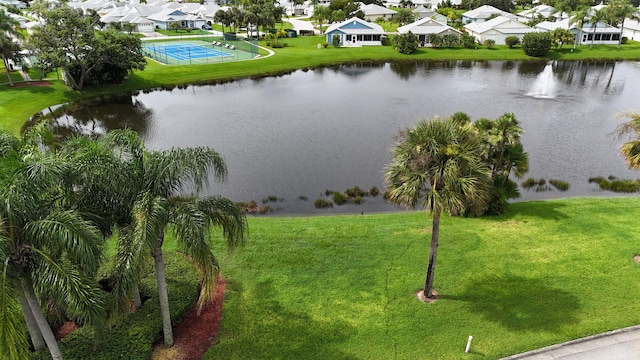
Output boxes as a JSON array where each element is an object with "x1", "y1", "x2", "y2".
[
  {"x1": 618, "y1": 19, "x2": 625, "y2": 49},
  {"x1": 2, "y1": 57, "x2": 14, "y2": 87},
  {"x1": 423, "y1": 210, "x2": 441, "y2": 299},
  {"x1": 132, "y1": 284, "x2": 142, "y2": 310},
  {"x1": 152, "y1": 239, "x2": 173, "y2": 347},
  {"x1": 16, "y1": 292, "x2": 46, "y2": 350},
  {"x1": 19, "y1": 277, "x2": 63, "y2": 360}
]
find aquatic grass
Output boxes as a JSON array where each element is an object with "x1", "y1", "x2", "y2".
[
  {"x1": 549, "y1": 179, "x2": 570, "y2": 191},
  {"x1": 205, "y1": 197, "x2": 640, "y2": 360}
]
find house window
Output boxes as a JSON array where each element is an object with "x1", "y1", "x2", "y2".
[
  {"x1": 373, "y1": 35, "x2": 380, "y2": 41},
  {"x1": 346, "y1": 35, "x2": 352, "y2": 41},
  {"x1": 613, "y1": 33, "x2": 620, "y2": 40},
  {"x1": 595, "y1": 34, "x2": 601, "y2": 41},
  {"x1": 602, "y1": 34, "x2": 611, "y2": 41}
]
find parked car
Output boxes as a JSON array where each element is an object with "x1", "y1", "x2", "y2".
[{"x1": 202, "y1": 24, "x2": 212, "y2": 30}]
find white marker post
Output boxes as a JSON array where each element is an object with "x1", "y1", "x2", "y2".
[{"x1": 465, "y1": 335, "x2": 473, "y2": 353}]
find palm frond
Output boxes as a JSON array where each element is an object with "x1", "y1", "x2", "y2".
[{"x1": 0, "y1": 258, "x2": 31, "y2": 360}]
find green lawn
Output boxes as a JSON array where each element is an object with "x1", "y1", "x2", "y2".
[
  {"x1": 2, "y1": 36, "x2": 640, "y2": 134},
  {"x1": 205, "y1": 197, "x2": 640, "y2": 359}
]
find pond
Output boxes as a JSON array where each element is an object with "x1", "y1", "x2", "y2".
[{"x1": 52, "y1": 60, "x2": 640, "y2": 214}]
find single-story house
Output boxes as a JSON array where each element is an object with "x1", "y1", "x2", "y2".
[
  {"x1": 623, "y1": 18, "x2": 640, "y2": 41},
  {"x1": 462, "y1": 5, "x2": 513, "y2": 24},
  {"x1": 147, "y1": 8, "x2": 206, "y2": 30},
  {"x1": 359, "y1": 3, "x2": 396, "y2": 22},
  {"x1": 536, "y1": 17, "x2": 621, "y2": 45},
  {"x1": 464, "y1": 15, "x2": 534, "y2": 44},
  {"x1": 398, "y1": 17, "x2": 461, "y2": 46},
  {"x1": 517, "y1": 4, "x2": 556, "y2": 20},
  {"x1": 325, "y1": 17, "x2": 385, "y2": 46},
  {"x1": 580, "y1": 21, "x2": 621, "y2": 45},
  {"x1": 414, "y1": 6, "x2": 448, "y2": 23}
]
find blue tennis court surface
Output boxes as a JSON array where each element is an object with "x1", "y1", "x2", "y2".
[{"x1": 144, "y1": 44, "x2": 232, "y2": 61}]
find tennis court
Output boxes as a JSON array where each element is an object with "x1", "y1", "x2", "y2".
[{"x1": 142, "y1": 39, "x2": 259, "y2": 66}]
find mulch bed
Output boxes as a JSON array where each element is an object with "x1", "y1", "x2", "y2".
[{"x1": 12, "y1": 81, "x2": 50, "y2": 87}]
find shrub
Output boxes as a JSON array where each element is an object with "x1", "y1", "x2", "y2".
[
  {"x1": 549, "y1": 179, "x2": 570, "y2": 191},
  {"x1": 314, "y1": 199, "x2": 334, "y2": 208},
  {"x1": 427, "y1": 34, "x2": 443, "y2": 48},
  {"x1": 622, "y1": 37, "x2": 628, "y2": 44},
  {"x1": 505, "y1": 36, "x2": 520, "y2": 48},
  {"x1": 380, "y1": 34, "x2": 389, "y2": 46},
  {"x1": 352, "y1": 196, "x2": 363, "y2": 204},
  {"x1": 522, "y1": 32, "x2": 552, "y2": 57},
  {"x1": 322, "y1": 41, "x2": 329, "y2": 48},
  {"x1": 392, "y1": 31, "x2": 419, "y2": 54},
  {"x1": 483, "y1": 39, "x2": 495, "y2": 49},
  {"x1": 441, "y1": 34, "x2": 458, "y2": 48},
  {"x1": 521, "y1": 177, "x2": 537, "y2": 189},
  {"x1": 369, "y1": 186, "x2": 380, "y2": 197},
  {"x1": 460, "y1": 33, "x2": 476, "y2": 48},
  {"x1": 332, "y1": 34, "x2": 341, "y2": 47}
]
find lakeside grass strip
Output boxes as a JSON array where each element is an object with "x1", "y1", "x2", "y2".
[
  {"x1": 1, "y1": 36, "x2": 640, "y2": 134},
  {"x1": 204, "y1": 197, "x2": 640, "y2": 359}
]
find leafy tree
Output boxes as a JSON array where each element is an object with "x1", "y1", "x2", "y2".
[
  {"x1": 522, "y1": 31, "x2": 552, "y2": 57},
  {"x1": 392, "y1": 31, "x2": 419, "y2": 54},
  {"x1": 95, "y1": 130, "x2": 246, "y2": 348},
  {"x1": 0, "y1": 125, "x2": 106, "y2": 360},
  {"x1": 550, "y1": 28, "x2": 574, "y2": 49},
  {"x1": 28, "y1": 7, "x2": 145, "y2": 90},
  {"x1": 475, "y1": 113, "x2": 529, "y2": 215},
  {"x1": 385, "y1": 116, "x2": 491, "y2": 299},
  {"x1": 441, "y1": 34, "x2": 459, "y2": 47},
  {"x1": 469, "y1": 0, "x2": 514, "y2": 11},
  {"x1": 332, "y1": 33, "x2": 341, "y2": 47},
  {"x1": 394, "y1": 8, "x2": 416, "y2": 25},
  {"x1": 427, "y1": 33, "x2": 443, "y2": 48},
  {"x1": 505, "y1": 35, "x2": 520, "y2": 48},
  {"x1": 327, "y1": 0, "x2": 359, "y2": 20},
  {"x1": 214, "y1": 9, "x2": 231, "y2": 34},
  {"x1": 399, "y1": 0, "x2": 414, "y2": 7},
  {"x1": 0, "y1": 9, "x2": 22, "y2": 87}
]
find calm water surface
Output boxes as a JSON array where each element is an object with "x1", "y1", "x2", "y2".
[{"x1": 54, "y1": 60, "x2": 640, "y2": 214}]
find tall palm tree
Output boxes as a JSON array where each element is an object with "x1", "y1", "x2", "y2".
[
  {"x1": 588, "y1": 8, "x2": 608, "y2": 48},
  {"x1": 100, "y1": 130, "x2": 246, "y2": 347},
  {"x1": 0, "y1": 125, "x2": 105, "y2": 360},
  {"x1": 569, "y1": 6, "x2": 590, "y2": 49},
  {"x1": 0, "y1": 9, "x2": 22, "y2": 87},
  {"x1": 615, "y1": 113, "x2": 640, "y2": 169},
  {"x1": 605, "y1": 0, "x2": 640, "y2": 48},
  {"x1": 385, "y1": 116, "x2": 491, "y2": 300}
]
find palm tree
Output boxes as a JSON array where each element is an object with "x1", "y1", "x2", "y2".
[
  {"x1": 569, "y1": 6, "x2": 590, "y2": 49},
  {"x1": 385, "y1": 116, "x2": 491, "y2": 300},
  {"x1": 0, "y1": 125, "x2": 105, "y2": 360},
  {"x1": 588, "y1": 8, "x2": 608, "y2": 48},
  {"x1": 615, "y1": 113, "x2": 640, "y2": 169},
  {"x1": 475, "y1": 113, "x2": 529, "y2": 215},
  {"x1": 0, "y1": 9, "x2": 22, "y2": 87},
  {"x1": 605, "y1": 0, "x2": 640, "y2": 48},
  {"x1": 100, "y1": 130, "x2": 246, "y2": 347}
]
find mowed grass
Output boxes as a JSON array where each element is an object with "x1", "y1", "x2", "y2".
[
  {"x1": 204, "y1": 197, "x2": 640, "y2": 359},
  {"x1": 2, "y1": 36, "x2": 640, "y2": 134}
]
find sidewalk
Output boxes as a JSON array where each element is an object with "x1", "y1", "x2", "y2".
[{"x1": 500, "y1": 325, "x2": 640, "y2": 359}]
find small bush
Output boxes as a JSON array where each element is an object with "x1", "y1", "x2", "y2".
[
  {"x1": 392, "y1": 31, "x2": 419, "y2": 54},
  {"x1": 314, "y1": 199, "x2": 334, "y2": 208},
  {"x1": 483, "y1": 39, "x2": 495, "y2": 49},
  {"x1": 322, "y1": 41, "x2": 329, "y2": 48},
  {"x1": 460, "y1": 33, "x2": 476, "y2": 48},
  {"x1": 537, "y1": 178, "x2": 546, "y2": 186},
  {"x1": 352, "y1": 196, "x2": 363, "y2": 204},
  {"x1": 622, "y1": 37, "x2": 628, "y2": 44},
  {"x1": 505, "y1": 36, "x2": 520, "y2": 48},
  {"x1": 521, "y1": 178, "x2": 537, "y2": 189},
  {"x1": 609, "y1": 180, "x2": 640, "y2": 193},
  {"x1": 549, "y1": 179, "x2": 570, "y2": 191},
  {"x1": 369, "y1": 186, "x2": 380, "y2": 197},
  {"x1": 262, "y1": 195, "x2": 279, "y2": 203}
]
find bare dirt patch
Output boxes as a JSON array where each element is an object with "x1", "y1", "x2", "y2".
[
  {"x1": 13, "y1": 81, "x2": 51, "y2": 87},
  {"x1": 633, "y1": 254, "x2": 640, "y2": 264},
  {"x1": 151, "y1": 277, "x2": 226, "y2": 360},
  {"x1": 416, "y1": 289, "x2": 439, "y2": 303}
]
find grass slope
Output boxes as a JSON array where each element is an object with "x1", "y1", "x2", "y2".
[
  {"x1": 2, "y1": 36, "x2": 640, "y2": 134},
  {"x1": 205, "y1": 197, "x2": 640, "y2": 359}
]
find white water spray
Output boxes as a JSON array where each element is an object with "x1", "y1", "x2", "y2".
[{"x1": 527, "y1": 63, "x2": 557, "y2": 99}]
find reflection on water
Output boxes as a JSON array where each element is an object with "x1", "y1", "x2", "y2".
[{"x1": 52, "y1": 61, "x2": 640, "y2": 214}]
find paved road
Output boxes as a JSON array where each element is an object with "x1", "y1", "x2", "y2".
[
  {"x1": 284, "y1": 17, "x2": 316, "y2": 34},
  {"x1": 501, "y1": 325, "x2": 640, "y2": 360}
]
